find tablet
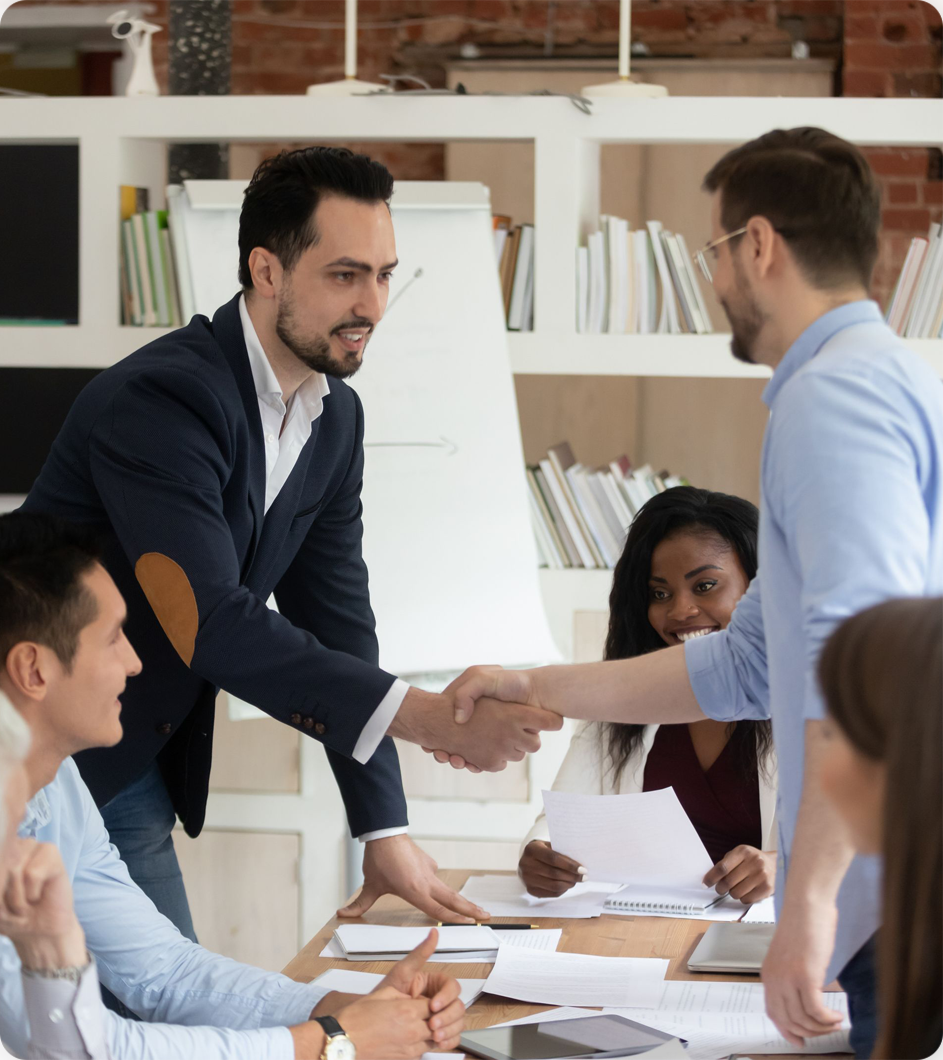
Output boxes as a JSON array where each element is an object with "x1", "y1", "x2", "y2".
[{"x1": 460, "y1": 1014, "x2": 683, "y2": 1060}]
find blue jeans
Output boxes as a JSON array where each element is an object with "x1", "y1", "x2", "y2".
[
  {"x1": 99, "y1": 761, "x2": 198, "y2": 1015},
  {"x1": 837, "y1": 933, "x2": 879, "y2": 1060}
]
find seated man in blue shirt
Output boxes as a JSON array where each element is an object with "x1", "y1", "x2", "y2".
[
  {"x1": 444, "y1": 128, "x2": 943, "y2": 1059},
  {"x1": 0, "y1": 512, "x2": 466, "y2": 1060}
]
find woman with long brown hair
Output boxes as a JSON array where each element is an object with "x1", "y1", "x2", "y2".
[
  {"x1": 818, "y1": 596, "x2": 943, "y2": 1060},
  {"x1": 520, "y1": 486, "x2": 777, "y2": 904}
]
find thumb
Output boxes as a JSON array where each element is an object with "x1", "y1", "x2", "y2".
[
  {"x1": 393, "y1": 928, "x2": 439, "y2": 979},
  {"x1": 337, "y1": 882, "x2": 383, "y2": 919}
]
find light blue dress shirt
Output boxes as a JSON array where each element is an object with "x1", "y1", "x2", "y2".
[
  {"x1": 0, "y1": 759, "x2": 328, "y2": 1060},
  {"x1": 684, "y1": 300, "x2": 943, "y2": 983}
]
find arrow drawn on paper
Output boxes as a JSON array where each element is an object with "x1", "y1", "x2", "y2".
[{"x1": 364, "y1": 435, "x2": 459, "y2": 457}]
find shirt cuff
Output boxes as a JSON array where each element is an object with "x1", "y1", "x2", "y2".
[
  {"x1": 351, "y1": 678, "x2": 410, "y2": 765},
  {"x1": 358, "y1": 826, "x2": 410, "y2": 844},
  {"x1": 23, "y1": 958, "x2": 108, "y2": 1060}
]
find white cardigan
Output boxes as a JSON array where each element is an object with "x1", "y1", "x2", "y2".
[{"x1": 523, "y1": 722, "x2": 778, "y2": 855}]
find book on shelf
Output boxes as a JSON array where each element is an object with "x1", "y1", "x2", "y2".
[
  {"x1": 119, "y1": 189, "x2": 185, "y2": 329},
  {"x1": 886, "y1": 223, "x2": 943, "y2": 339},
  {"x1": 577, "y1": 217, "x2": 713, "y2": 336},
  {"x1": 493, "y1": 216, "x2": 535, "y2": 332},
  {"x1": 527, "y1": 443, "x2": 688, "y2": 571}
]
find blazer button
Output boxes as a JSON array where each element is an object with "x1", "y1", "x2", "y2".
[
  {"x1": 301, "y1": 716, "x2": 314, "y2": 729},
  {"x1": 290, "y1": 713, "x2": 302, "y2": 725},
  {"x1": 156, "y1": 723, "x2": 172, "y2": 736},
  {"x1": 314, "y1": 722, "x2": 326, "y2": 735}
]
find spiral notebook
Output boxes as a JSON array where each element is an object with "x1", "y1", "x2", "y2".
[{"x1": 603, "y1": 886, "x2": 746, "y2": 922}]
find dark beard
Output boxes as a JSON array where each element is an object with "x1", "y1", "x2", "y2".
[
  {"x1": 722, "y1": 260, "x2": 766, "y2": 365},
  {"x1": 275, "y1": 298, "x2": 367, "y2": 380}
]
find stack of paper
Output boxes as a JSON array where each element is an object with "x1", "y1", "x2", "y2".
[
  {"x1": 312, "y1": 967, "x2": 486, "y2": 1009},
  {"x1": 543, "y1": 787, "x2": 748, "y2": 921},
  {"x1": 460, "y1": 874, "x2": 621, "y2": 919},
  {"x1": 605, "y1": 981, "x2": 851, "y2": 1059},
  {"x1": 319, "y1": 925, "x2": 563, "y2": 963},
  {"x1": 332, "y1": 925, "x2": 500, "y2": 962},
  {"x1": 483, "y1": 945, "x2": 669, "y2": 1008}
]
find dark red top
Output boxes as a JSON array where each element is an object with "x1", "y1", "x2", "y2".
[{"x1": 642, "y1": 724, "x2": 762, "y2": 865}]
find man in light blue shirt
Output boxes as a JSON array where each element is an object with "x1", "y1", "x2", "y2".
[
  {"x1": 447, "y1": 128, "x2": 943, "y2": 1057},
  {"x1": 0, "y1": 513, "x2": 466, "y2": 1059}
]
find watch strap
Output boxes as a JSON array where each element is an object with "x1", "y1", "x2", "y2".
[{"x1": 314, "y1": 1015, "x2": 344, "y2": 1039}]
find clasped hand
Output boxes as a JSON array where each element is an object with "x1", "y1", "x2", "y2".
[{"x1": 416, "y1": 666, "x2": 550, "y2": 772}]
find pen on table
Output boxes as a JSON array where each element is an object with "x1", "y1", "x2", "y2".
[{"x1": 437, "y1": 922, "x2": 538, "y2": 929}]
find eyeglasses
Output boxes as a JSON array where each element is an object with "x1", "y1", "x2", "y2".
[{"x1": 694, "y1": 227, "x2": 748, "y2": 284}]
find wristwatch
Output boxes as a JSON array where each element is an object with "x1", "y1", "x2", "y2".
[
  {"x1": 314, "y1": 1015, "x2": 356, "y2": 1060},
  {"x1": 20, "y1": 953, "x2": 91, "y2": 987}
]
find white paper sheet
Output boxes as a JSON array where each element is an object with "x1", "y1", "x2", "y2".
[
  {"x1": 741, "y1": 896, "x2": 777, "y2": 924},
  {"x1": 483, "y1": 946, "x2": 668, "y2": 1008},
  {"x1": 319, "y1": 928, "x2": 562, "y2": 963},
  {"x1": 312, "y1": 967, "x2": 485, "y2": 1009},
  {"x1": 543, "y1": 788, "x2": 715, "y2": 888},
  {"x1": 603, "y1": 981, "x2": 850, "y2": 1058},
  {"x1": 460, "y1": 874, "x2": 620, "y2": 919}
]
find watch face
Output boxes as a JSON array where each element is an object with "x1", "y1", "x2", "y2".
[{"x1": 326, "y1": 1034, "x2": 356, "y2": 1060}]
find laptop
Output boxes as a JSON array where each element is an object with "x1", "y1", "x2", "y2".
[{"x1": 687, "y1": 922, "x2": 776, "y2": 974}]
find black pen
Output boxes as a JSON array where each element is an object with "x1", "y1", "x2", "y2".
[{"x1": 436, "y1": 922, "x2": 538, "y2": 929}]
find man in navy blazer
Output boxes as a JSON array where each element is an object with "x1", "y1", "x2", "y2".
[{"x1": 23, "y1": 146, "x2": 560, "y2": 946}]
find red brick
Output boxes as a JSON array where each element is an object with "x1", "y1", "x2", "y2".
[
  {"x1": 892, "y1": 70, "x2": 943, "y2": 95},
  {"x1": 916, "y1": 0, "x2": 943, "y2": 28},
  {"x1": 883, "y1": 12, "x2": 937, "y2": 42},
  {"x1": 887, "y1": 181, "x2": 919, "y2": 203},
  {"x1": 865, "y1": 149, "x2": 931, "y2": 177},
  {"x1": 843, "y1": 69, "x2": 889, "y2": 94},
  {"x1": 777, "y1": 0, "x2": 842, "y2": 15},
  {"x1": 924, "y1": 181, "x2": 943, "y2": 205},
  {"x1": 845, "y1": 39, "x2": 939, "y2": 67},
  {"x1": 882, "y1": 206, "x2": 933, "y2": 229},
  {"x1": 632, "y1": 7, "x2": 689, "y2": 33},
  {"x1": 845, "y1": 13, "x2": 881, "y2": 39}
]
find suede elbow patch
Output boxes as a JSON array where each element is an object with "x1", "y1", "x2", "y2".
[{"x1": 135, "y1": 553, "x2": 199, "y2": 667}]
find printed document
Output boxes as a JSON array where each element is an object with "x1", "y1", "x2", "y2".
[
  {"x1": 460, "y1": 873, "x2": 620, "y2": 918},
  {"x1": 313, "y1": 967, "x2": 485, "y2": 1009},
  {"x1": 484, "y1": 945, "x2": 668, "y2": 1008}
]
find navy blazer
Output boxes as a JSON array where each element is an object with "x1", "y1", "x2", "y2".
[{"x1": 23, "y1": 294, "x2": 407, "y2": 838}]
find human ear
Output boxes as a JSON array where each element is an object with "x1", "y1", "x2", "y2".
[
  {"x1": 746, "y1": 216, "x2": 777, "y2": 280},
  {"x1": 3, "y1": 643, "x2": 50, "y2": 703},
  {"x1": 247, "y1": 247, "x2": 281, "y2": 300}
]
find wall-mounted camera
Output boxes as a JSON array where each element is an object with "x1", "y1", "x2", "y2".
[{"x1": 106, "y1": 10, "x2": 162, "y2": 97}]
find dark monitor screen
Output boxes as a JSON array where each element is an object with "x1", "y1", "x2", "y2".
[
  {"x1": 0, "y1": 145, "x2": 79, "y2": 323},
  {"x1": 0, "y1": 368, "x2": 99, "y2": 493},
  {"x1": 461, "y1": 1015, "x2": 679, "y2": 1060}
]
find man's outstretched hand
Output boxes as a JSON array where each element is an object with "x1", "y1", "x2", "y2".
[
  {"x1": 391, "y1": 674, "x2": 560, "y2": 773},
  {"x1": 337, "y1": 834, "x2": 489, "y2": 924}
]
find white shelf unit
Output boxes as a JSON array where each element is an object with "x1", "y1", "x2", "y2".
[{"x1": 1, "y1": 95, "x2": 941, "y2": 375}]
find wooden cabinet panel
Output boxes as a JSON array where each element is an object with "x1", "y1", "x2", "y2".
[
  {"x1": 209, "y1": 695, "x2": 300, "y2": 794},
  {"x1": 173, "y1": 828, "x2": 300, "y2": 972},
  {"x1": 415, "y1": 837, "x2": 522, "y2": 873},
  {"x1": 396, "y1": 738, "x2": 530, "y2": 801}
]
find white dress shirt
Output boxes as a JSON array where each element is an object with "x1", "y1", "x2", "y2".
[
  {"x1": 22, "y1": 960, "x2": 109, "y2": 1060},
  {"x1": 239, "y1": 297, "x2": 408, "y2": 842}
]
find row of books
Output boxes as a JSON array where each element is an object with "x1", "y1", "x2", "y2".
[
  {"x1": 494, "y1": 216, "x2": 534, "y2": 332},
  {"x1": 119, "y1": 186, "x2": 185, "y2": 327},
  {"x1": 526, "y1": 441, "x2": 687, "y2": 570},
  {"x1": 577, "y1": 218, "x2": 713, "y2": 336},
  {"x1": 886, "y1": 222, "x2": 943, "y2": 338}
]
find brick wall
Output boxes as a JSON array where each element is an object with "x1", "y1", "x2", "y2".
[{"x1": 842, "y1": 1, "x2": 942, "y2": 304}]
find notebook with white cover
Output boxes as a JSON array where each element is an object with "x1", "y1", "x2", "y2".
[
  {"x1": 603, "y1": 885, "x2": 739, "y2": 918},
  {"x1": 334, "y1": 923, "x2": 498, "y2": 959}
]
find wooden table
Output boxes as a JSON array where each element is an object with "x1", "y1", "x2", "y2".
[{"x1": 283, "y1": 869, "x2": 846, "y2": 1058}]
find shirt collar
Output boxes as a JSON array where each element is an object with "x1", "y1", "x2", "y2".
[
  {"x1": 19, "y1": 786, "x2": 51, "y2": 839},
  {"x1": 761, "y1": 300, "x2": 884, "y2": 409},
  {"x1": 238, "y1": 293, "x2": 330, "y2": 420}
]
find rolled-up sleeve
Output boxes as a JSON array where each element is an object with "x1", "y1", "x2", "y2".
[{"x1": 684, "y1": 573, "x2": 770, "y2": 723}]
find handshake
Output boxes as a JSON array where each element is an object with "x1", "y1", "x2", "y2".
[{"x1": 390, "y1": 666, "x2": 555, "y2": 773}]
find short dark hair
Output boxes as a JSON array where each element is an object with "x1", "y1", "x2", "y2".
[
  {"x1": 702, "y1": 127, "x2": 882, "y2": 291},
  {"x1": 0, "y1": 513, "x2": 102, "y2": 671},
  {"x1": 603, "y1": 486, "x2": 772, "y2": 782},
  {"x1": 238, "y1": 146, "x2": 395, "y2": 289}
]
